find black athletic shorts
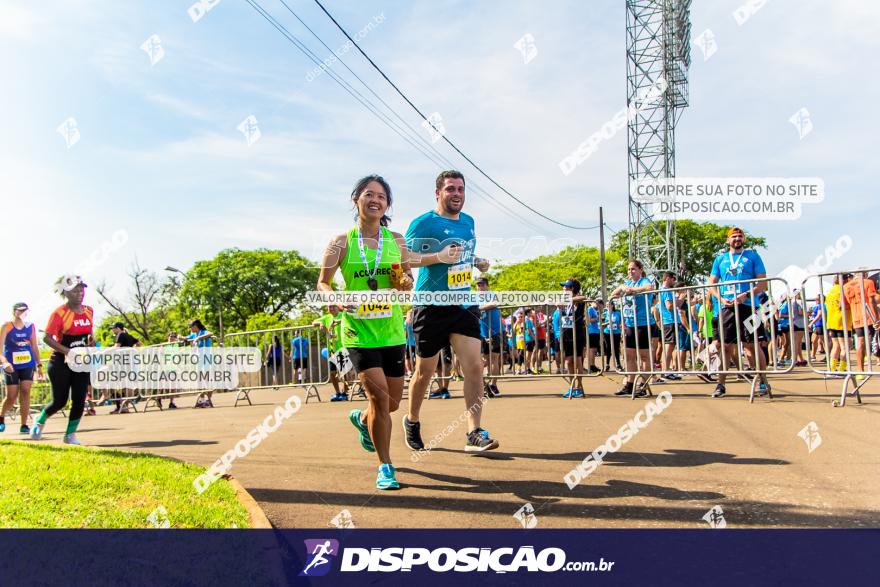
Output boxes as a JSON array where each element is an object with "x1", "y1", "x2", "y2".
[
  {"x1": 560, "y1": 331, "x2": 586, "y2": 357},
  {"x1": 412, "y1": 305, "x2": 481, "y2": 358},
  {"x1": 481, "y1": 334, "x2": 502, "y2": 355},
  {"x1": 650, "y1": 324, "x2": 660, "y2": 339},
  {"x1": 537, "y1": 339, "x2": 547, "y2": 350},
  {"x1": 292, "y1": 358, "x2": 309, "y2": 370},
  {"x1": 348, "y1": 345, "x2": 405, "y2": 377},
  {"x1": 853, "y1": 324, "x2": 876, "y2": 339},
  {"x1": 625, "y1": 325, "x2": 651, "y2": 350},
  {"x1": 712, "y1": 304, "x2": 767, "y2": 345},
  {"x1": 828, "y1": 328, "x2": 843, "y2": 338},
  {"x1": 5, "y1": 367, "x2": 35, "y2": 385},
  {"x1": 587, "y1": 332, "x2": 601, "y2": 350},
  {"x1": 662, "y1": 323, "x2": 678, "y2": 344},
  {"x1": 525, "y1": 340, "x2": 535, "y2": 352}
]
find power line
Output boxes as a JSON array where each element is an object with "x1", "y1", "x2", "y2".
[
  {"x1": 274, "y1": 0, "x2": 551, "y2": 235},
  {"x1": 311, "y1": 0, "x2": 599, "y2": 231},
  {"x1": 244, "y1": 0, "x2": 551, "y2": 235}
]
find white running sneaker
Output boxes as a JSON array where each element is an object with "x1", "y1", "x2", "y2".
[
  {"x1": 31, "y1": 423, "x2": 43, "y2": 440},
  {"x1": 63, "y1": 433, "x2": 81, "y2": 446}
]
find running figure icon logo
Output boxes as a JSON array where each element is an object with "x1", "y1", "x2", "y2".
[
  {"x1": 300, "y1": 539, "x2": 340, "y2": 577},
  {"x1": 797, "y1": 421, "x2": 822, "y2": 453},
  {"x1": 702, "y1": 505, "x2": 727, "y2": 528},
  {"x1": 140, "y1": 34, "x2": 165, "y2": 66},
  {"x1": 237, "y1": 114, "x2": 262, "y2": 147},
  {"x1": 56, "y1": 117, "x2": 80, "y2": 149},
  {"x1": 789, "y1": 107, "x2": 813, "y2": 139},
  {"x1": 513, "y1": 502, "x2": 538, "y2": 528}
]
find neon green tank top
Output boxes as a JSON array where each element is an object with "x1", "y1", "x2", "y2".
[{"x1": 340, "y1": 226, "x2": 405, "y2": 348}]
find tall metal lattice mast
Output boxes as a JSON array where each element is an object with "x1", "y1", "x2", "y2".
[{"x1": 625, "y1": 0, "x2": 691, "y2": 274}]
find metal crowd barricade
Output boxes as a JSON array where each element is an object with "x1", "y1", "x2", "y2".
[
  {"x1": 479, "y1": 302, "x2": 606, "y2": 398},
  {"x1": 800, "y1": 268, "x2": 880, "y2": 407},
  {"x1": 611, "y1": 277, "x2": 795, "y2": 402},
  {"x1": 137, "y1": 341, "x2": 197, "y2": 412},
  {"x1": 0, "y1": 378, "x2": 58, "y2": 422},
  {"x1": 223, "y1": 325, "x2": 331, "y2": 405}
]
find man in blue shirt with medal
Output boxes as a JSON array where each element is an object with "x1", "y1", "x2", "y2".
[{"x1": 708, "y1": 227, "x2": 770, "y2": 398}]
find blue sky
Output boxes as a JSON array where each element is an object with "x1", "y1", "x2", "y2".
[{"x1": 1, "y1": 0, "x2": 877, "y2": 324}]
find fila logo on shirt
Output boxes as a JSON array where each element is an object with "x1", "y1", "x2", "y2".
[{"x1": 74, "y1": 319, "x2": 92, "y2": 328}]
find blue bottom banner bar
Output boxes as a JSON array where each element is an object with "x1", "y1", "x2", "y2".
[{"x1": 1, "y1": 529, "x2": 875, "y2": 586}]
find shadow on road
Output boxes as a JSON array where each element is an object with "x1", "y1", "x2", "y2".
[
  {"x1": 421, "y1": 447, "x2": 788, "y2": 467},
  {"x1": 95, "y1": 439, "x2": 219, "y2": 448},
  {"x1": 247, "y1": 485, "x2": 878, "y2": 527}
]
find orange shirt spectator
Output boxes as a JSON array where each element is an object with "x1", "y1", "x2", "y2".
[{"x1": 843, "y1": 276, "x2": 879, "y2": 329}]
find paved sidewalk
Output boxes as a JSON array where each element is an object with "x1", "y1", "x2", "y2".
[{"x1": 25, "y1": 371, "x2": 880, "y2": 529}]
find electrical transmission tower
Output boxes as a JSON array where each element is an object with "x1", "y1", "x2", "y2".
[{"x1": 625, "y1": 0, "x2": 691, "y2": 276}]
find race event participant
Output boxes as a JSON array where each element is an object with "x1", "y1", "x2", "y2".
[
  {"x1": 601, "y1": 300, "x2": 622, "y2": 371},
  {"x1": 0, "y1": 303, "x2": 42, "y2": 434},
  {"x1": 32, "y1": 275, "x2": 94, "y2": 444},
  {"x1": 707, "y1": 227, "x2": 770, "y2": 398},
  {"x1": 476, "y1": 276, "x2": 502, "y2": 397},
  {"x1": 611, "y1": 260, "x2": 655, "y2": 397},
  {"x1": 658, "y1": 272, "x2": 682, "y2": 381},
  {"x1": 559, "y1": 279, "x2": 586, "y2": 399},
  {"x1": 187, "y1": 319, "x2": 215, "y2": 408},
  {"x1": 824, "y1": 273, "x2": 852, "y2": 374},
  {"x1": 109, "y1": 321, "x2": 141, "y2": 414},
  {"x1": 313, "y1": 307, "x2": 348, "y2": 401},
  {"x1": 403, "y1": 170, "x2": 498, "y2": 453},
  {"x1": 317, "y1": 174, "x2": 413, "y2": 490},
  {"x1": 842, "y1": 269, "x2": 880, "y2": 379},
  {"x1": 290, "y1": 329, "x2": 310, "y2": 384},
  {"x1": 586, "y1": 301, "x2": 602, "y2": 374},
  {"x1": 808, "y1": 295, "x2": 826, "y2": 361},
  {"x1": 535, "y1": 308, "x2": 548, "y2": 373}
]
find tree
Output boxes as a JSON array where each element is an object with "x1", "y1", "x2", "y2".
[
  {"x1": 95, "y1": 261, "x2": 170, "y2": 343},
  {"x1": 487, "y1": 246, "x2": 623, "y2": 299},
  {"x1": 609, "y1": 220, "x2": 767, "y2": 283},
  {"x1": 177, "y1": 248, "x2": 319, "y2": 334}
]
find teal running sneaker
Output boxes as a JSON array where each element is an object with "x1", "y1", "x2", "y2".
[
  {"x1": 571, "y1": 388, "x2": 585, "y2": 398},
  {"x1": 376, "y1": 464, "x2": 400, "y2": 490},
  {"x1": 562, "y1": 388, "x2": 572, "y2": 398},
  {"x1": 30, "y1": 422, "x2": 43, "y2": 440},
  {"x1": 0, "y1": 422, "x2": 5, "y2": 433},
  {"x1": 348, "y1": 409, "x2": 375, "y2": 452}
]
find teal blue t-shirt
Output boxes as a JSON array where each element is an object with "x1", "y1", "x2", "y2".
[{"x1": 405, "y1": 210, "x2": 477, "y2": 295}]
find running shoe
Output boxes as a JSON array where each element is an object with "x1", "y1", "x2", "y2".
[
  {"x1": 665, "y1": 373, "x2": 682, "y2": 381},
  {"x1": 19, "y1": 425, "x2": 29, "y2": 434},
  {"x1": 169, "y1": 401, "x2": 178, "y2": 409},
  {"x1": 63, "y1": 433, "x2": 81, "y2": 446},
  {"x1": 0, "y1": 422, "x2": 4, "y2": 433},
  {"x1": 86, "y1": 406, "x2": 96, "y2": 416},
  {"x1": 376, "y1": 464, "x2": 400, "y2": 490},
  {"x1": 330, "y1": 393, "x2": 347, "y2": 402},
  {"x1": 712, "y1": 384, "x2": 726, "y2": 398},
  {"x1": 562, "y1": 388, "x2": 572, "y2": 398},
  {"x1": 348, "y1": 409, "x2": 375, "y2": 452},
  {"x1": 652, "y1": 376, "x2": 667, "y2": 385},
  {"x1": 614, "y1": 385, "x2": 633, "y2": 396},
  {"x1": 30, "y1": 423, "x2": 43, "y2": 440},
  {"x1": 570, "y1": 388, "x2": 585, "y2": 399},
  {"x1": 588, "y1": 366, "x2": 601, "y2": 374},
  {"x1": 428, "y1": 388, "x2": 449, "y2": 400},
  {"x1": 465, "y1": 428, "x2": 499, "y2": 452},
  {"x1": 489, "y1": 384, "x2": 500, "y2": 397},
  {"x1": 755, "y1": 380, "x2": 771, "y2": 397},
  {"x1": 633, "y1": 386, "x2": 648, "y2": 398},
  {"x1": 402, "y1": 415, "x2": 424, "y2": 450}
]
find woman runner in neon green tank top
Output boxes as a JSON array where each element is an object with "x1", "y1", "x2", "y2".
[{"x1": 317, "y1": 175, "x2": 413, "y2": 490}]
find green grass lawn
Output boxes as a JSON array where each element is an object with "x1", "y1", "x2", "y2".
[{"x1": 0, "y1": 440, "x2": 250, "y2": 528}]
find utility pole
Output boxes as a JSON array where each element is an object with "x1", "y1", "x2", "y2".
[{"x1": 599, "y1": 207, "x2": 609, "y2": 303}]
